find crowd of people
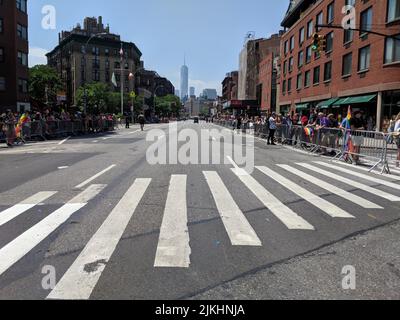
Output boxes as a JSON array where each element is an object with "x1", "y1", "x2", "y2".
[
  {"x1": 0, "y1": 109, "x2": 117, "y2": 147},
  {"x1": 216, "y1": 109, "x2": 400, "y2": 167}
]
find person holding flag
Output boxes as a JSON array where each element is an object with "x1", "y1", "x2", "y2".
[{"x1": 340, "y1": 106, "x2": 353, "y2": 163}]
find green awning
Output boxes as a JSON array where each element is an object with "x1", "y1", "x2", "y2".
[
  {"x1": 317, "y1": 98, "x2": 339, "y2": 109},
  {"x1": 334, "y1": 94, "x2": 377, "y2": 106},
  {"x1": 296, "y1": 103, "x2": 309, "y2": 110}
]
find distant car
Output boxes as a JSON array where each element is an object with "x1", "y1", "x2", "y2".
[{"x1": 194, "y1": 117, "x2": 199, "y2": 124}]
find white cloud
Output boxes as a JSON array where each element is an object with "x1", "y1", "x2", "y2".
[{"x1": 29, "y1": 47, "x2": 49, "y2": 67}]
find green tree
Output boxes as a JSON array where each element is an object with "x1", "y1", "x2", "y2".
[
  {"x1": 29, "y1": 65, "x2": 62, "y2": 105},
  {"x1": 154, "y1": 94, "x2": 182, "y2": 117},
  {"x1": 76, "y1": 83, "x2": 110, "y2": 114}
]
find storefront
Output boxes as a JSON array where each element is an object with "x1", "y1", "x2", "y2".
[{"x1": 382, "y1": 90, "x2": 400, "y2": 132}]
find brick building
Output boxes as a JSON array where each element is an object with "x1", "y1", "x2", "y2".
[
  {"x1": 222, "y1": 71, "x2": 239, "y2": 102},
  {"x1": 258, "y1": 50, "x2": 280, "y2": 113},
  {"x1": 47, "y1": 17, "x2": 142, "y2": 107},
  {"x1": 0, "y1": 0, "x2": 30, "y2": 113},
  {"x1": 279, "y1": 0, "x2": 400, "y2": 130}
]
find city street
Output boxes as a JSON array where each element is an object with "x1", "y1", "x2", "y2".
[{"x1": 0, "y1": 122, "x2": 399, "y2": 300}]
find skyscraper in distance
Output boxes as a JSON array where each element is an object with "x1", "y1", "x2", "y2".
[{"x1": 180, "y1": 56, "x2": 189, "y2": 101}]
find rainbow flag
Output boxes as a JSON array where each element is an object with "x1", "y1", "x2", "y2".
[
  {"x1": 304, "y1": 127, "x2": 314, "y2": 137},
  {"x1": 15, "y1": 113, "x2": 29, "y2": 137}
]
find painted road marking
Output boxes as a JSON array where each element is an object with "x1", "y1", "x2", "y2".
[
  {"x1": 0, "y1": 185, "x2": 105, "y2": 277},
  {"x1": 204, "y1": 171, "x2": 262, "y2": 246},
  {"x1": 297, "y1": 163, "x2": 400, "y2": 202},
  {"x1": 278, "y1": 164, "x2": 383, "y2": 209},
  {"x1": 0, "y1": 192, "x2": 58, "y2": 226},
  {"x1": 47, "y1": 179, "x2": 150, "y2": 300},
  {"x1": 256, "y1": 166, "x2": 354, "y2": 219},
  {"x1": 58, "y1": 137, "x2": 71, "y2": 145},
  {"x1": 75, "y1": 165, "x2": 116, "y2": 189},
  {"x1": 315, "y1": 161, "x2": 400, "y2": 191},
  {"x1": 154, "y1": 175, "x2": 191, "y2": 268},
  {"x1": 228, "y1": 166, "x2": 314, "y2": 230}
]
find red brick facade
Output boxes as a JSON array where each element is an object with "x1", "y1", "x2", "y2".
[
  {"x1": 279, "y1": 0, "x2": 400, "y2": 129},
  {"x1": 0, "y1": 0, "x2": 30, "y2": 112}
]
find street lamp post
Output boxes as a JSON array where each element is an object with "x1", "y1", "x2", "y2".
[{"x1": 82, "y1": 32, "x2": 108, "y2": 114}]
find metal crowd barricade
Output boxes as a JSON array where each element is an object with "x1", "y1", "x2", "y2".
[{"x1": 385, "y1": 132, "x2": 400, "y2": 171}]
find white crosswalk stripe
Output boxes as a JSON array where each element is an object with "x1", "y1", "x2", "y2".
[
  {"x1": 277, "y1": 164, "x2": 383, "y2": 209},
  {"x1": 315, "y1": 161, "x2": 400, "y2": 191},
  {"x1": 47, "y1": 179, "x2": 150, "y2": 300},
  {"x1": 203, "y1": 171, "x2": 262, "y2": 246},
  {"x1": 0, "y1": 192, "x2": 57, "y2": 226},
  {"x1": 231, "y1": 168, "x2": 314, "y2": 230},
  {"x1": 297, "y1": 163, "x2": 400, "y2": 202},
  {"x1": 0, "y1": 184, "x2": 106, "y2": 277},
  {"x1": 331, "y1": 161, "x2": 400, "y2": 181},
  {"x1": 154, "y1": 175, "x2": 191, "y2": 268},
  {"x1": 256, "y1": 166, "x2": 355, "y2": 219}
]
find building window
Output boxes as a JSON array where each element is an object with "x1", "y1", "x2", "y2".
[
  {"x1": 16, "y1": 0, "x2": 27, "y2": 13},
  {"x1": 307, "y1": 20, "x2": 314, "y2": 38},
  {"x1": 18, "y1": 78, "x2": 28, "y2": 93},
  {"x1": 105, "y1": 48, "x2": 110, "y2": 56},
  {"x1": 344, "y1": 29, "x2": 353, "y2": 44},
  {"x1": 385, "y1": 36, "x2": 400, "y2": 64},
  {"x1": 342, "y1": 53, "x2": 352, "y2": 76},
  {"x1": 326, "y1": 32, "x2": 334, "y2": 52},
  {"x1": 327, "y1": 2, "x2": 335, "y2": 24},
  {"x1": 298, "y1": 51, "x2": 304, "y2": 67},
  {"x1": 290, "y1": 36, "x2": 295, "y2": 51},
  {"x1": 283, "y1": 60, "x2": 287, "y2": 75},
  {"x1": 299, "y1": 27, "x2": 305, "y2": 44},
  {"x1": 324, "y1": 61, "x2": 332, "y2": 81},
  {"x1": 313, "y1": 66, "x2": 320, "y2": 84},
  {"x1": 0, "y1": 18, "x2": 3, "y2": 33},
  {"x1": 306, "y1": 45, "x2": 312, "y2": 63},
  {"x1": 297, "y1": 74, "x2": 302, "y2": 90},
  {"x1": 316, "y1": 11, "x2": 323, "y2": 31},
  {"x1": 287, "y1": 78, "x2": 292, "y2": 92},
  {"x1": 282, "y1": 80, "x2": 286, "y2": 94},
  {"x1": 304, "y1": 70, "x2": 311, "y2": 87},
  {"x1": 0, "y1": 77, "x2": 5, "y2": 91},
  {"x1": 289, "y1": 57, "x2": 294, "y2": 72},
  {"x1": 387, "y1": 0, "x2": 400, "y2": 22},
  {"x1": 17, "y1": 24, "x2": 28, "y2": 40},
  {"x1": 360, "y1": 7, "x2": 373, "y2": 37},
  {"x1": 17, "y1": 51, "x2": 28, "y2": 66},
  {"x1": 0, "y1": 47, "x2": 4, "y2": 62},
  {"x1": 359, "y1": 45, "x2": 371, "y2": 71},
  {"x1": 284, "y1": 40, "x2": 288, "y2": 55}
]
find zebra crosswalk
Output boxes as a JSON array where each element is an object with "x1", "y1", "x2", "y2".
[{"x1": 0, "y1": 160, "x2": 399, "y2": 299}]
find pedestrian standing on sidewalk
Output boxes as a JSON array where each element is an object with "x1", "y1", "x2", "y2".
[
  {"x1": 394, "y1": 112, "x2": 400, "y2": 168},
  {"x1": 5, "y1": 110, "x2": 16, "y2": 147},
  {"x1": 138, "y1": 113, "x2": 145, "y2": 131},
  {"x1": 268, "y1": 112, "x2": 277, "y2": 145},
  {"x1": 125, "y1": 116, "x2": 130, "y2": 129}
]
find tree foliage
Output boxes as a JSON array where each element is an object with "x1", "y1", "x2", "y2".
[
  {"x1": 29, "y1": 65, "x2": 63, "y2": 105},
  {"x1": 154, "y1": 94, "x2": 182, "y2": 117}
]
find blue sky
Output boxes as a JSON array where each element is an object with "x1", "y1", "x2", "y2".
[{"x1": 28, "y1": 0, "x2": 288, "y2": 94}]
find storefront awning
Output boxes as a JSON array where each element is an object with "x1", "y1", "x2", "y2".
[
  {"x1": 295, "y1": 103, "x2": 309, "y2": 110},
  {"x1": 317, "y1": 98, "x2": 339, "y2": 109},
  {"x1": 333, "y1": 94, "x2": 377, "y2": 106}
]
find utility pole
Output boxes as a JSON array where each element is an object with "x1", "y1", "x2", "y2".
[{"x1": 120, "y1": 43, "x2": 124, "y2": 116}]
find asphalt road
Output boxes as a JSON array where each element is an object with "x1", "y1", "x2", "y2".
[{"x1": 0, "y1": 122, "x2": 399, "y2": 300}]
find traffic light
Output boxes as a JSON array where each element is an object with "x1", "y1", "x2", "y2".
[
  {"x1": 312, "y1": 33, "x2": 320, "y2": 52},
  {"x1": 311, "y1": 33, "x2": 327, "y2": 53}
]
